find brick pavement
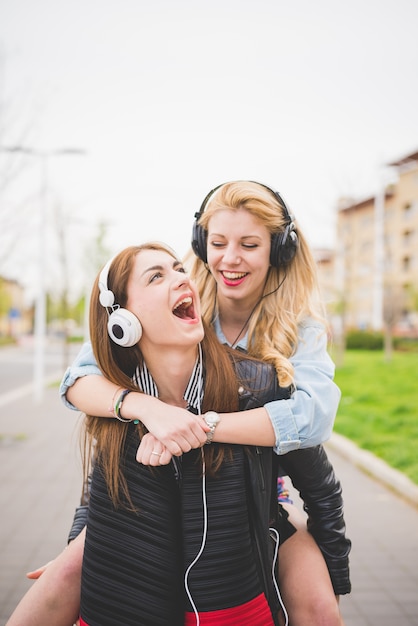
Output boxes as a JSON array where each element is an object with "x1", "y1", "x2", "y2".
[{"x1": 1, "y1": 383, "x2": 418, "y2": 625}]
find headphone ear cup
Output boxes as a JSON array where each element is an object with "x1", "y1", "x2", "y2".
[
  {"x1": 269, "y1": 233, "x2": 281, "y2": 267},
  {"x1": 107, "y1": 308, "x2": 142, "y2": 347},
  {"x1": 270, "y1": 224, "x2": 298, "y2": 267},
  {"x1": 281, "y1": 228, "x2": 298, "y2": 265},
  {"x1": 191, "y1": 221, "x2": 208, "y2": 263}
]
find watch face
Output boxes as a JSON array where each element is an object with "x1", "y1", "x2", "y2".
[
  {"x1": 204, "y1": 412, "x2": 220, "y2": 445},
  {"x1": 205, "y1": 411, "x2": 220, "y2": 426}
]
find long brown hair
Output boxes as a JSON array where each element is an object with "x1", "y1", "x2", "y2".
[{"x1": 83, "y1": 242, "x2": 240, "y2": 507}]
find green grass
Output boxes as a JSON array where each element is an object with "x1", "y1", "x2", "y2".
[{"x1": 333, "y1": 350, "x2": 418, "y2": 485}]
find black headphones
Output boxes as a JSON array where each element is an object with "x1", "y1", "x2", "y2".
[
  {"x1": 191, "y1": 181, "x2": 298, "y2": 267},
  {"x1": 98, "y1": 258, "x2": 143, "y2": 347}
]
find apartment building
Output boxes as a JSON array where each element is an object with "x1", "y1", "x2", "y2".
[
  {"x1": 318, "y1": 148, "x2": 418, "y2": 336},
  {"x1": 0, "y1": 277, "x2": 32, "y2": 337}
]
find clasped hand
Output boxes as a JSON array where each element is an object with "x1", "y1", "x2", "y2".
[{"x1": 136, "y1": 408, "x2": 208, "y2": 465}]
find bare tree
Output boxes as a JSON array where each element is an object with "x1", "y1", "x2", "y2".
[
  {"x1": 0, "y1": 50, "x2": 39, "y2": 270},
  {"x1": 382, "y1": 282, "x2": 406, "y2": 362}
]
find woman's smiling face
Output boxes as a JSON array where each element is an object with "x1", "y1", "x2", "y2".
[
  {"x1": 126, "y1": 248, "x2": 204, "y2": 349},
  {"x1": 206, "y1": 207, "x2": 271, "y2": 309}
]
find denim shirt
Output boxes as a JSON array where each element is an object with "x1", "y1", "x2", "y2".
[{"x1": 59, "y1": 318, "x2": 340, "y2": 455}]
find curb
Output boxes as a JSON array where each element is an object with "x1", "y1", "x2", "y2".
[
  {"x1": 327, "y1": 432, "x2": 418, "y2": 509},
  {"x1": 0, "y1": 375, "x2": 60, "y2": 408}
]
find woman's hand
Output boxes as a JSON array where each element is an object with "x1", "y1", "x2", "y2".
[
  {"x1": 26, "y1": 561, "x2": 54, "y2": 579},
  {"x1": 124, "y1": 394, "x2": 209, "y2": 455},
  {"x1": 136, "y1": 432, "x2": 173, "y2": 466}
]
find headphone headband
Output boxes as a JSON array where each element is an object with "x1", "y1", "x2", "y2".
[
  {"x1": 98, "y1": 256, "x2": 142, "y2": 347},
  {"x1": 191, "y1": 180, "x2": 298, "y2": 267},
  {"x1": 194, "y1": 180, "x2": 293, "y2": 224},
  {"x1": 98, "y1": 258, "x2": 116, "y2": 308}
]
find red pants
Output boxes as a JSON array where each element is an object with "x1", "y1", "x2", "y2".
[{"x1": 184, "y1": 592, "x2": 275, "y2": 626}]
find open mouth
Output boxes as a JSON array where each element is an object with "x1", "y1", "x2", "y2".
[
  {"x1": 221, "y1": 271, "x2": 248, "y2": 284},
  {"x1": 222, "y1": 271, "x2": 247, "y2": 280},
  {"x1": 172, "y1": 296, "x2": 196, "y2": 320}
]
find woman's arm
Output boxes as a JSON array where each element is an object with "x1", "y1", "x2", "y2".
[
  {"x1": 210, "y1": 325, "x2": 341, "y2": 453},
  {"x1": 68, "y1": 376, "x2": 208, "y2": 455},
  {"x1": 136, "y1": 406, "x2": 278, "y2": 466},
  {"x1": 62, "y1": 323, "x2": 341, "y2": 457},
  {"x1": 207, "y1": 319, "x2": 340, "y2": 454},
  {"x1": 61, "y1": 344, "x2": 277, "y2": 451},
  {"x1": 61, "y1": 342, "x2": 208, "y2": 454},
  {"x1": 60, "y1": 341, "x2": 102, "y2": 410},
  {"x1": 263, "y1": 321, "x2": 341, "y2": 454},
  {"x1": 69, "y1": 372, "x2": 277, "y2": 449}
]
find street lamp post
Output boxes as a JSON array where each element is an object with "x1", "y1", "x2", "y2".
[
  {"x1": 372, "y1": 179, "x2": 385, "y2": 331},
  {"x1": 0, "y1": 146, "x2": 86, "y2": 401}
]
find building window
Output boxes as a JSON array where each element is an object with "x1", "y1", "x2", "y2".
[
  {"x1": 403, "y1": 201, "x2": 417, "y2": 220},
  {"x1": 402, "y1": 256, "x2": 411, "y2": 272},
  {"x1": 403, "y1": 229, "x2": 413, "y2": 246}
]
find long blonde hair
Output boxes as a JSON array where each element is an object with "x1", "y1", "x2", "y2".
[
  {"x1": 84, "y1": 242, "x2": 240, "y2": 507},
  {"x1": 185, "y1": 181, "x2": 327, "y2": 387}
]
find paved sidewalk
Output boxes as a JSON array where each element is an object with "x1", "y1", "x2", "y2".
[
  {"x1": 291, "y1": 445, "x2": 418, "y2": 625},
  {"x1": 1, "y1": 383, "x2": 418, "y2": 625},
  {"x1": 0, "y1": 384, "x2": 83, "y2": 625}
]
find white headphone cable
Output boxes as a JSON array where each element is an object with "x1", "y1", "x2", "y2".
[
  {"x1": 269, "y1": 527, "x2": 288, "y2": 625},
  {"x1": 183, "y1": 343, "x2": 205, "y2": 626}
]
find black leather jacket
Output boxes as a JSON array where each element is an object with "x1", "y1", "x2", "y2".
[
  {"x1": 234, "y1": 357, "x2": 351, "y2": 596},
  {"x1": 69, "y1": 357, "x2": 351, "y2": 596}
]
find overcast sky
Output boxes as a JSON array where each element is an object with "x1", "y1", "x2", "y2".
[{"x1": 1, "y1": 0, "x2": 417, "y2": 299}]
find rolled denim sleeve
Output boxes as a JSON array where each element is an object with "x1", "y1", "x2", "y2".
[
  {"x1": 59, "y1": 341, "x2": 101, "y2": 410},
  {"x1": 266, "y1": 321, "x2": 341, "y2": 455}
]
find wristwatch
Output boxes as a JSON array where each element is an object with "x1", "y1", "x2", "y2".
[{"x1": 203, "y1": 411, "x2": 220, "y2": 444}]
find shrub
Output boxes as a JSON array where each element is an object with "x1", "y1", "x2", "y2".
[
  {"x1": 0, "y1": 336, "x2": 17, "y2": 348},
  {"x1": 393, "y1": 337, "x2": 418, "y2": 352},
  {"x1": 345, "y1": 330, "x2": 383, "y2": 350}
]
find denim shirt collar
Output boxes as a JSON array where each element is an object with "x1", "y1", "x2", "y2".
[{"x1": 212, "y1": 313, "x2": 248, "y2": 352}]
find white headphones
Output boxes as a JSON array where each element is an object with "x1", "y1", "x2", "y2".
[{"x1": 98, "y1": 258, "x2": 143, "y2": 347}]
